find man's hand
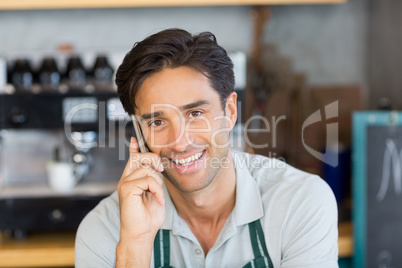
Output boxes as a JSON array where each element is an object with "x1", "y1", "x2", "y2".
[{"x1": 116, "y1": 137, "x2": 166, "y2": 267}]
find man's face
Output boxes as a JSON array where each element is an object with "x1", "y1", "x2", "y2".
[{"x1": 134, "y1": 66, "x2": 237, "y2": 193}]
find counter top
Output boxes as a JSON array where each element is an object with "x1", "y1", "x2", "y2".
[
  {"x1": 0, "y1": 222, "x2": 353, "y2": 267},
  {"x1": 0, "y1": 231, "x2": 75, "y2": 268},
  {"x1": 338, "y1": 221, "x2": 353, "y2": 257}
]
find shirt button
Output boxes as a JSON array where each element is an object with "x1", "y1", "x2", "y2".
[{"x1": 195, "y1": 249, "x2": 202, "y2": 255}]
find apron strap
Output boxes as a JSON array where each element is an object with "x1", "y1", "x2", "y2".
[
  {"x1": 247, "y1": 220, "x2": 274, "y2": 268},
  {"x1": 154, "y1": 220, "x2": 272, "y2": 268},
  {"x1": 153, "y1": 229, "x2": 171, "y2": 268}
]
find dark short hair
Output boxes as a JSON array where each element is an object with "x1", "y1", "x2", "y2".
[{"x1": 115, "y1": 28, "x2": 235, "y2": 115}]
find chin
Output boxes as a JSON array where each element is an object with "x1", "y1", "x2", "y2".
[{"x1": 163, "y1": 169, "x2": 216, "y2": 193}]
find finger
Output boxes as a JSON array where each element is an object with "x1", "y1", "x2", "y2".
[
  {"x1": 122, "y1": 137, "x2": 164, "y2": 179},
  {"x1": 130, "y1": 153, "x2": 164, "y2": 172},
  {"x1": 119, "y1": 176, "x2": 165, "y2": 206},
  {"x1": 142, "y1": 176, "x2": 165, "y2": 206},
  {"x1": 122, "y1": 166, "x2": 163, "y2": 186},
  {"x1": 121, "y1": 137, "x2": 139, "y2": 177},
  {"x1": 129, "y1": 137, "x2": 139, "y2": 154},
  {"x1": 129, "y1": 136, "x2": 163, "y2": 171}
]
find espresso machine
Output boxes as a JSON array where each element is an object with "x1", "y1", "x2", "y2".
[{"x1": 0, "y1": 57, "x2": 131, "y2": 237}]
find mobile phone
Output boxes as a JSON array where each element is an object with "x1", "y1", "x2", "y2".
[
  {"x1": 131, "y1": 115, "x2": 161, "y2": 173},
  {"x1": 131, "y1": 115, "x2": 149, "y2": 153}
]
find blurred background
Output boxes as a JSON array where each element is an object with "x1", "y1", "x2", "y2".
[{"x1": 1, "y1": 0, "x2": 400, "y2": 267}]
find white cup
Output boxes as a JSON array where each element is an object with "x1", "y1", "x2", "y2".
[
  {"x1": 46, "y1": 162, "x2": 77, "y2": 193},
  {"x1": 0, "y1": 58, "x2": 6, "y2": 92}
]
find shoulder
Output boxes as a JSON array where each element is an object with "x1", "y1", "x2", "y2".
[
  {"x1": 77, "y1": 191, "x2": 120, "y2": 234},
  {"x1": 75, "y1": 191, "x2": 120, "y2": 267},
  {"x1": 232, "y1": 149, "x2": 337, "y2": 235},
  {"x1": 232, "y1": 149, "x2": 335, "y2": 205},
  {"x1": 232, "y1": 150, "x2": 338, "y2": 266}
]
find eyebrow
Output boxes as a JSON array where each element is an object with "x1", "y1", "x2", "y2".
[{"x1": 140, "y1": 100, "x2": 210, "y2": 121}]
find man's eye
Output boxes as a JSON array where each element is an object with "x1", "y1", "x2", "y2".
[
  {"x1": 189, "y1": 111, "x2": 202, "y2": 118},
  {"x1": 149, "y1": 120, "x2": 164, "y2": 127}
]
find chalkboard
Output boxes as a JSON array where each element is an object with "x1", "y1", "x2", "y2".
[{"x1": 353, "y1": 112, "x2": 402, "y2": 268}]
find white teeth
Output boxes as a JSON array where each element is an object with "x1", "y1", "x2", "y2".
[{"x1": 173, "y1": 151, "x2": 204, "y2": 166}]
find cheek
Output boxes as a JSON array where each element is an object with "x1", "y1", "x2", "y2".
[
  {"x1": 145, "y1": 129, "x2": 169, "y2": 150},
  {"x1": 208, "y1": 120, "x2": 231, "y2": 147},
  {"x1": 192, "y1": 116, "x2": 211, "y2": 127},
  {"x1": 183, "y1": 117, "x2": 211, "y2": 141},
  {"x1": 211, "y1": 131, "x2": 230, "y2": 147},
  {"x1": 144, "y1": 127, "x2": 178, "y2": 150}
]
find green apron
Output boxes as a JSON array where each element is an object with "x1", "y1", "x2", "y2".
[{"x1": 153, "y1": 219, "x2": 273, "y2": 268}]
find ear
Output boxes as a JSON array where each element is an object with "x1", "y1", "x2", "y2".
[{"x1": 225, "y1": 92, "x2": 238, "y2": 131}]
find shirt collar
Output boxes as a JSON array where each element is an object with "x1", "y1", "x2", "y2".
[
  {"x1": 231, "y1": 149, "x2": 264, "y2": 226},
  {"x1": 161, "y1": 182, "x2": 175, "y2": 230},
  {"x1": 161, "y1": 149, "x2": 264, "y2": 231}
]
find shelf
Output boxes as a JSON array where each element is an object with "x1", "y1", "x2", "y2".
[
  {"x1": 0, "y1": 182, "x2": 117, "y2": 199},
  {"x1": 0, "y1": 0, "x2": 346, "y2": 10}
]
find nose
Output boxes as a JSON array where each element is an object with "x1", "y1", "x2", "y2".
[{"x1": 167, "y1": 120, "x2": 194, "y2": 152}]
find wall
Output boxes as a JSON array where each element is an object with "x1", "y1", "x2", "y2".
[
  {"x1": 266, "y1": 0, "x2": 367, "y2": 86},
  {"x1": 0, "y1": 2, "x2": 366, "y2": 85},
  {"x1": 0, "y1": 6, "x2": 253, "y2": 70},
  {"x1": 368, "y1": 0, "x2": 402, "y2": 109}
]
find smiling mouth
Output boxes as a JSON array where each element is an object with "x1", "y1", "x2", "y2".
[{"x1": 169, "y1": 150, "x2": 206, "y2": 166}]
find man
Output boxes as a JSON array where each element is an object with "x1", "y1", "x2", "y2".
[{"x1": 75, "y1": 28, "x2": 338, "y2": 267}]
